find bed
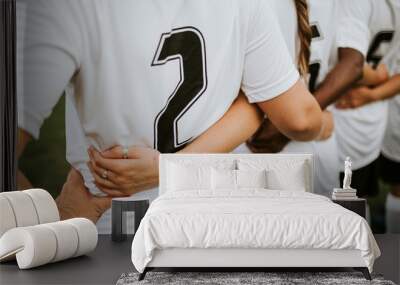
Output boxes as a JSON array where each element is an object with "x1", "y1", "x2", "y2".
[{"x1": 131, "y1": 154, "x2": 380, "y2": 281}]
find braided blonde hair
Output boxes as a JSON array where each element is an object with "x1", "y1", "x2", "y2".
[{"x1": 294, "y1": 0, "x2": 312, "y2": 76}]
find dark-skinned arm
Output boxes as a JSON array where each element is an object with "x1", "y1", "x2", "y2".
[{"x1": 314, "y1": 48, "x2": 364, "y2": 110}]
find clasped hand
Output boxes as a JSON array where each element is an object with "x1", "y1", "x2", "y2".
[{"x1": 87, "y1": 146, "x2": 160, "y2": 197}]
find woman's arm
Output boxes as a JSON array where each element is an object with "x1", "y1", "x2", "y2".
[
  {"x1": 87, "y1": 93, "x2": 262, "y2": 196},
  {"x1": 248, "y1": 109, "x2": 333, "y2": 153},
  {"x1": 313, "y1": 48, "x2": 364, "y2": 109},
  {"x1": 181, "y1": 93, "x2": 263, "y2": 153},
  {"x1": 88, "y1": 80, "x2": 324, "y2": 196},
  {"x1": 336, "y1": 74, "x2": 400, "y2": 109},
  {"x1": 371, "y1": 74, "x2": 400, "y2": 100},
  {"x1": 56, "y1": 169, "x2": 112, "y2": 223},
  {"x1": 181, "y1": 82, "x2": 332, "y2": 154},
  {"x1": 257, "y1": 80, "x2": 323, "y2": 141},
  {"x1": 358, "y1": 63, "x2": 389, "y2": 87}
]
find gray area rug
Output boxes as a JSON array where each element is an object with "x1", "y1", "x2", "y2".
[{"x1": 117, "y1": 272, "x2": 396, "y2": 285}]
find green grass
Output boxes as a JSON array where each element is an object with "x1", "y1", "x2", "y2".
[{"x1": 19, "y1": 95, "x2": 69, "y2": 198}]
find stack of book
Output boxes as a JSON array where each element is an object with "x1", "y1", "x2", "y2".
[{"x1": 332, "y1": 188, "x2": 358, "y2": 200}]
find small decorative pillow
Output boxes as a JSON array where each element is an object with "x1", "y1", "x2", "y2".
[
  {"x1": 238, "y1": 159, "x2": 308, "y2": 191},
  {"x1": 266, "y1": 169, "x2": 306, "y2": 191},
  {"x1": 211, "y1": 168, "x2": 237, "y2": 190},
  {"x1": 167, "y1": 163, "x2": 211, "y2": 191},
  {"x1": 236, "y1": 169, "x2": 267, "y2": 189}
]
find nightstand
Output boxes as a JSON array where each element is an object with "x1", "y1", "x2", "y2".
[
  {"x1": 332, "y1": 198, "x2": 366, "y2": 218},
  {"x1": 111, "y1": 197, "x2": 150, "y2": 242}
]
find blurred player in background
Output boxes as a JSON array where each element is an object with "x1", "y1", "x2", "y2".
[
  {"x1": 380, "y1": 49, "x2": 400, "y2": 233},
  {"x1": 336, "y1": 0, "x2": 400, "y2": 233},
  {"x1": 246, "y1": 0, "x2": 364, "y2": 197},
  {"x1": 332, "y1": 0, "x2": 398, "y2": 203}
]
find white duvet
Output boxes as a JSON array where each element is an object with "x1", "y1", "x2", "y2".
[{"x1": 131, "y1": 190, "x2": 380, "y2": 273}]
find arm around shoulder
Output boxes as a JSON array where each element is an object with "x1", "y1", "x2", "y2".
[{"x1": 256, "y1": 80, "x2": 323, "y2": 142}]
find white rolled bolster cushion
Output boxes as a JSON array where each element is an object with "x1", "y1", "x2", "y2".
[
  {"x1": 0, "y1": 196, "x2": 17, "y2": 237},
  {"x1": 24, "y1": 189, "x2": 60, "y2": 224},
  {"x1": 0, "y1": 218, "x2": 98, "y2": 269},
  {"x1": 0, "y1": 189, "x2": 59, "y2": 237},
  {"x1": 0, "y1": 191, "x2": 40, "y2": 228}
]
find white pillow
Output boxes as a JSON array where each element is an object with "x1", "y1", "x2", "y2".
[
  {"x1": 238, "y1": 159, "x2": 308, "y2": 191},
  {"x1": 166, "y1": 159, "x2": 236, "y2": 192},
  {"x1": 211, "y1": 168, "x2": 237, "y2": 190},
  {"x1": 266, "y1": 168, "x2": 306, "y2": 191},
  {"x1": 236, "y1": 169, "x2": 267, "y2": 189},
  {"x1": 167, "y1": 163, "x2": 211, "y2": 191}
]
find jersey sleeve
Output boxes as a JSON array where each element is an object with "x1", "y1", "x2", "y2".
[
  {"x1": 336, "y1": 0, "x2": 372, "y2": 57},
  {"x1": 17, "y1": 0, "x2": 81, "y2": 139},
  {"x1": 241, "y1": 0, "x2": 299, "y2": 103}
]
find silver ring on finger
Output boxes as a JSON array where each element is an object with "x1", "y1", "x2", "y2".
[
  {"x1": 101, "y1": 169, "x2": 108, "y2": 180},
  {"x1": 122, "y1": 146, "x2": 129, "y2": 159}
]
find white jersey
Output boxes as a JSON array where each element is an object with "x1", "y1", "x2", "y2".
[
  {"x1": 332, "y1": 0, "x2": 397, "y2": 170},
  {"x1": 269, "y1": 0, "x2": 338, "y2": 81},
  {"x1": 18, "y1": 0, "x2": 299, "y2": 233},
  {"x1": 234, "y1": 0, "x2": 299, "y2": 156},
  {"x1": 235, "y1": 0, "x2": 342, "y2": 197},
  {"x1": 382, "y1": 2, "x2": 400, "y2": 162},
  {"x1": 307, "y1": 0, "x2": 338, "y2": 93},
  {"x1": 270, "y1": 0, "x2": 298, "y2": 62},
  {"x1": 382, "y1": 86, "x2": 400, "y2": 163},
  {"x1": 282, "y1": 0, "x2": 341, "y2": 197}
]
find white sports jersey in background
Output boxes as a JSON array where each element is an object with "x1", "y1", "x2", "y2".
[
  {"x1": 382, "y1": 80, "x2": 400, "y2": 163},
  {"x1": 282, "y1": 0, "x2": 341, "y2": 197},
  {"x1": 18, "y1": 0, "x2": 299, "y2": 233},
  {"x1": 307, "y1": 0, "x2": 338, "y2": 93},
  {"x1": 332, "y1": 0, "x2": 397, "y2": 170},
  {"x1": 382, "y1": 1, "x2": 400, "y2": 234},
  {"x1": 382, "y1": 1, "x2": 400, "y2": 162}
]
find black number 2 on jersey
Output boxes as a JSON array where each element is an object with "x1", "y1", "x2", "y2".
[{"x1": 152, "y1": 27, "x2": 208, "y2": 153}]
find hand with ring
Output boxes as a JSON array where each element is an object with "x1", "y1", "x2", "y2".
[{"x1": 87, "y1": 145, "x2": 160, "y2": 197}]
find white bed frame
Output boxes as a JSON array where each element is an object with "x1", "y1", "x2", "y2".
[{"x1": 140, "y1": 154, "x2": 371, "y2": 280}]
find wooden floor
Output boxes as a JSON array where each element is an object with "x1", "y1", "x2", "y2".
[
  {"x1": 373, "y1": 234, "x2": 400, "y2": 284},
  {"x1": 0, "y1": 235, "x2": 398, "y2": 284}
]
